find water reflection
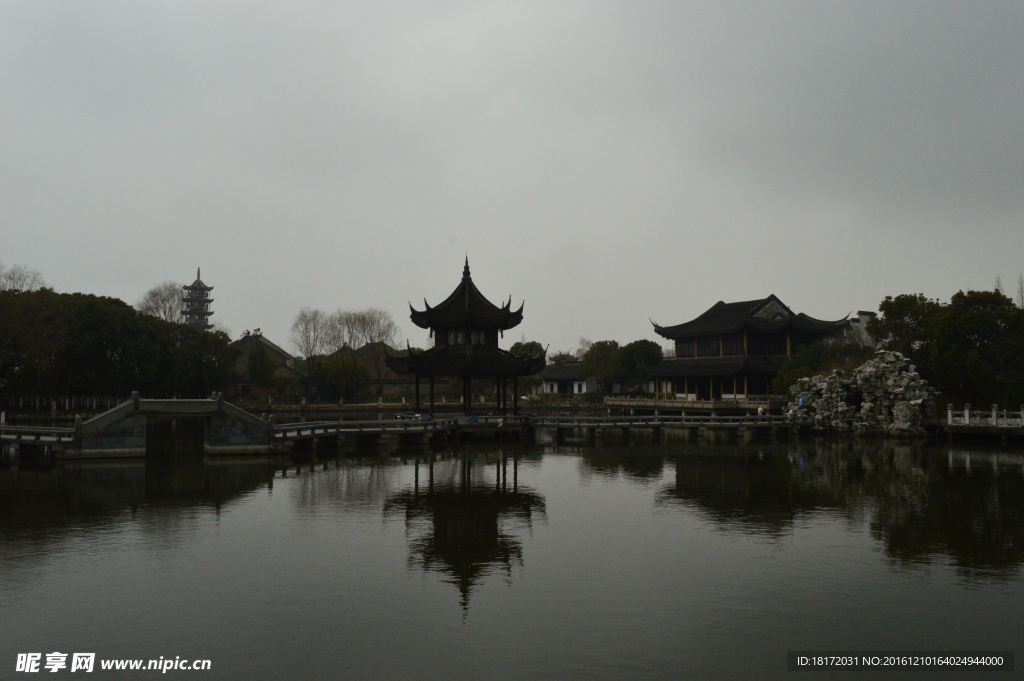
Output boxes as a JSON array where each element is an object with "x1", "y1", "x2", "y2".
[
  {"x1": 657, "y1": 440, "x2": 1024, "y2": 579},
  {"x1": 3, "y1": 439, "x2": 1022, "y2": 598},
  {"x1": 385, "y1": 451, "x2": 545, "y2": 611},
  {"x1": 579, "y1": 444, "x2": 666, "y2": 481},
  {"x1": 657, "y1": 444, "x2": 841, "y2": 536}
]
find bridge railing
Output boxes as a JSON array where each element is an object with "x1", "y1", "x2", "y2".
[
  {"x1": 946, "y1": 404, "x2": 1024, "y2": 428},
  {"x1": 0, "y1": 424, "x2": 75, "y2": 442},
  {"x1": 272, "y1": 418, "x2": 459, "y2": 439},
  {"x1": 531, "y1": 414, "x2": 787, "y2": 427},
  {"x1": 605, "y1": 396, "x2": 786, "y2": 410}
]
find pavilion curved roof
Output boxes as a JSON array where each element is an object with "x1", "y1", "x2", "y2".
[
  {"x1": 644, "y1": 356, "x2": 790, "y2": 378},
  {"x1": 409, "y1": 259, "x2": 524, "y2": 331},
  {"x1": 385, "y1": 345, "x2": 545, "y2": 378},
  {"x1": 653, "y1": 295, "x2": 848, "y2": 339}
]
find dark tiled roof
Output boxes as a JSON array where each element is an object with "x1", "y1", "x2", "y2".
[
  {"x1": 229, "y1": 334, "x2": 293, "y2": 360},
  {"x1": 644, "y1": 356, "x2": 788, "y2": 378},
  {"x1": 409, "y1": 259, "x2": 524, "y2": 331},
  {"x1": 539, "y1": 362, "x2": 584, "y2": 381},
  {"x1": 653, "y1": 295, "x2": 848, "y2": 339},
  {"x1": 385, "y1": 345, "x2": 545, "y2": 378}
]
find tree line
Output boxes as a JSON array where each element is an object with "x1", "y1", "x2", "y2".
[
  {"x1": 0, "y1": 289, "x2": 236, "y2": 400},
  {"x1": 776, "y1": 288, "x2": 1024, "y2": 407},
  {"x1": 545, "y1": 338, "x2": 664, "y2": 396},
  {"x1": 7, "y1": 261, "x2": 1024, "y2": 407},
  {"x1": 866, "y1": 290, "x2": 1024, "y2": 406}
]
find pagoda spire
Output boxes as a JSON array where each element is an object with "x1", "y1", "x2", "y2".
[
  {"x1": 182, "y1": 267, "x2": 214, "y2": 331},
  {"x1": 463, "y1": 255, "x2": 470, "y2": 279}
]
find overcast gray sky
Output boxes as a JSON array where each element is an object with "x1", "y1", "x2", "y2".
[{"x1": 3, "y1": 1, "x2": 1022, "y2": 355}]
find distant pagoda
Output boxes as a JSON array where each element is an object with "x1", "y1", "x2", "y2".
[
  {"x1": 182, "y1": 267, "x2": 214, "y2": 331},
  {"x1": 386, "y1": 258, "x2": 545, "y2": 416}
]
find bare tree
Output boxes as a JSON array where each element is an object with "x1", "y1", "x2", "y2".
[
  {"x1": 0, "y1": 262, "x2": 46, "y2": 291},
  {"x1": 136, "y1": 281, "x2": 184, "y2": 323},
  {"x1": 1017, "y1": 274, "x2": 1024, "y2": 309},
  {"x1": 325, "y1": 308, "x2": 400, "y2": 353},
  {"x1": 574, "y1": 336, "x2": 593, "y2": 359},
  {"x1": 359, "y1": 308, "x2": 399, "y2": 347},
  {"x1": 324, "y1": 310, "x2": 350, "y2": 353},
  {"x1": 290, "y1": 307, "x2": 328, "y2": 358},
  {"x1": 358, "y1": 309, "x2": 399, "y2": 398},
  {"x1": 995, "y1": 274, "x2": 1004, "y2": 294}
]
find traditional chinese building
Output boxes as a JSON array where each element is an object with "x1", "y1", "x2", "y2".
[
  {"x1": 182, "y1": 268, "x2": 214, "y2": 331},
  {"x1": 538, "y1": 360, "x2": 597, "y2": 397},
  {"x1": 648, "y1": 295, "x2": 848, "y2": 406},
  {"x1": 386, "y1": 259, "x2": 545, "y2": 416},
  {"x1": 229, "y1": 330, "x2": 303, "y2": 399}
]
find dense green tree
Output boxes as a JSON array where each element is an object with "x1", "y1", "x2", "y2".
[
  {"x1": 509, "y1": 340, "x2": 545, "y2": 393},
  {"x1": 0, "y1": 289, "x2": 236, "y2": 399},
  {"x1": 866, "y1": 294, "x2": 942, "y2": 374},
  {"x1": 580, "y1": 340, "x2": 622, "y2": 394},
  {"x1": 928, "y1": 290, "x2": 1024, "y2": 404},
  {"x1": 314, "y1": 354, "x2": 371, "y2": 403},
  {"x1": 618, "y1": 339, "x2": 662, "y2": 392}
]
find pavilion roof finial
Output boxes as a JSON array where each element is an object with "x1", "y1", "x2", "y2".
[{"x1": 463, "y1": 255, "x2": 470, "y2": 279}]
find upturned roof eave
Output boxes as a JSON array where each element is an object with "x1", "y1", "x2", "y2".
[
  {"x1": 408, "y1": 267, "x2": 524, "y2": 331},
  {"x1": 654, "y1": 295, "x2": 848, "y2": 339}
]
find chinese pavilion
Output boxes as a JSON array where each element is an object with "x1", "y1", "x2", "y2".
[
  {"x1": 182, "y1": 268, "x2": 214, "y2": 331},
  {"x1": 386, "y1": 259, "x2": 545, "y2": 416},
  {"x1": 648, "y1": 295, "x2": 848, "y2": 404}
]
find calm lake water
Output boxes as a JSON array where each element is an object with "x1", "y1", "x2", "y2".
[{"x1": 2, "y1": 435, "x2": 1022, "y2": 680}]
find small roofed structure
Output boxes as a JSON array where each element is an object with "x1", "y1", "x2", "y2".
[
  {"x1": 649, "y1": 295, "x2": 849, "y2": 407},
  {"x1": 386, "y1": 258, "x2": 545, "y2": 416}
]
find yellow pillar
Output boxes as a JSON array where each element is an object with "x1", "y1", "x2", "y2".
[{"x1": 786, "y1": 333, "x2": 791, "y2": 356}]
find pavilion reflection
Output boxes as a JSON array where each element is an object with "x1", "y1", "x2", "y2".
[{"x1": 385, "y1": 451, "x2": 545, "y2": 611}]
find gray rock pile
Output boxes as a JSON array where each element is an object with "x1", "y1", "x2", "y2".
[{"x1": 784, "y1": 350, "x2": 936, "y2": 434}]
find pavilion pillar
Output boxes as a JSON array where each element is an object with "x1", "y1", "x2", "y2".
[
  {"x1": 415, "y1": 374, "x2": 421, "y2": 411},
  {"x1": 513, "y1": 376, "x2": 519, "y2": 415},
  {"x1": 429, "y1": 376, "x2": 435, "y2": 416}
]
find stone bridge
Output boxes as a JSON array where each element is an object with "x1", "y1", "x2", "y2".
[{"x1": 1, "y1": 393, "x2": 275, "y2": 458}]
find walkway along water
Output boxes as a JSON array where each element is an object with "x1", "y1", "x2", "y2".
[{"x1": 4, "y1": 396, "x2": 1024, "y2": 462}]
